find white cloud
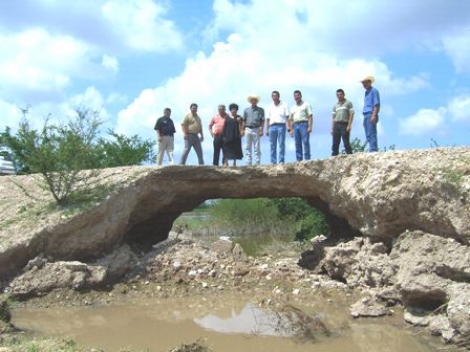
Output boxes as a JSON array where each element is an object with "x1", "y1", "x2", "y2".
[
  {"x1": 101, "y1": 0, "x2": 183, "y2": 52},
  {"x1": 448, "y1": 95, "x2": 470, "y2": 121},
  {"x1": 442, "y1": 30, "x2": 470, "y2": 73},
  {"x1": 101, "y1": 54, "x2": 119, "y2": 72},
  {"x1": 399, "y1": 108, "x2": 447, "y2": 136}
]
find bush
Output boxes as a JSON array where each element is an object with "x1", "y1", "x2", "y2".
[{"x1": 1, "y1": 107, "x2": 154, "y2": 205}]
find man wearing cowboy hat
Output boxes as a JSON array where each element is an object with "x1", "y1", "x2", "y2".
[
  {"x1": 242, "y1": 94, "x2": 265, "y2": 165},
  {"x1": 360, "y1": 76, "x2": 380, "y2": 152}
]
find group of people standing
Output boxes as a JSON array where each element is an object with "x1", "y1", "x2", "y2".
[{"x1": 154, "y1": 75, "x2": 380, "y2": 166}]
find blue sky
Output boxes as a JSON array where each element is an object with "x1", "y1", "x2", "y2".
[{"x1": 0, "y1": 0, "x2": 469, "y2": 165}]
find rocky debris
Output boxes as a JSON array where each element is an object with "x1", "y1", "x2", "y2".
[
  {"x1": 169, "y1": 342, "x2": 212, "y2": 352},
  {"x1": 390, "y1": 231, "x2": 470, "y2": 341},
  {"x1": 310, "y1": 237, "x2": 395, "y2": 288},
  {"x1": 297, "y1": 235, "x2": 327, "y2": 270},
  {"x1": 7, "y1": 245, "x2": 137, "y2": 298},
  {"x1": 1, "y1": 148, "x2": 470, "y2": 282},
  {"x1": 350, "y1": 295, "x2": 392, "y2": 318},
  {"x1": 309, "y1": 229, "x2": 470, "y2": 344}
]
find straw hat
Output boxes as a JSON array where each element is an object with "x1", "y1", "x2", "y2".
[
  {"x1": 360, "y1": 75, "x2": 375, "y2": 84},
  {"x1": 247, "y1": 94, "x2": 260, "y2": 103}
]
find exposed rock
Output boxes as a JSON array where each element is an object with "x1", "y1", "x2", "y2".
[
  {"x1": 1, "y1": 148, "x2": 469, "y2": 282},
  {"x1": 0, "y1": 147, "x2": 469, "y2": 346},
  {"x1": 8, "y1": 245, "x2": 137, "y2": 298},
  {"x1": 297, "y1": 235, "x2": 327, "y2": 270},
  {"x1": 232, "y1": 243, "x2": 247, "y2": 261},
  {"x1": 350, "y1": 295, "x2": 391, "y2": 318},
  {"x1": 212, "y1": 239, "x2": 233, "y2": 257}
]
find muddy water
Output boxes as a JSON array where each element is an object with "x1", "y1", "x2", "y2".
[{"x1": 12, "y1": 293, "x2": 439, "y2": 352}]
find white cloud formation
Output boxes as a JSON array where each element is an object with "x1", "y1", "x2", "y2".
[
  {"x1": 448, "y1": 95, "x2": 470, "y2": 122},
  {"x1": 399, "y1": 108, "x2": 447, "y2": 136},
  {"x1": 442, "y1": 30, "x2": 470, "y2": 73},
  {"x1": 101, "y1": 55, "x2": 119, "y2": 72},
  {"x1": 101, "y1": 0, "x2": 183, "y2": 52}
]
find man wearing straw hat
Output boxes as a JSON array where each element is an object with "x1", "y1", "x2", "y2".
[
  {"x1": 360, "y1": 76, "x2": 380, "y2": 152},
  {"x1": 242, "y1": 94, "x2": 265, "y2": 165}
]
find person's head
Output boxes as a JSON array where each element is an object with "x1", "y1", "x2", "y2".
[
  {"x1": 190, "y1": 103, "x2": 198, "y2": 114},
  {"x1": 360, "y1": 76, "x2": 375, "y2": 90},
  {"x1": 293, "y1": 90, "x2": 302, "y2": 104},
  {"x1": 218, "y1": 104, "x2": 226, "y2": 115},
  {"x1": 247, "y1": 94, "x2": 260, "y2": 106},
  {"x1": 163, "y1": 108, "x2": 171, "y2": 117},
  {"x1": 336, "y1": 89, "x2": 345, "y2": 101},
  {"x1": 229, "y1": 103, "x2": 239, "y2": 115},
  {"x1": 271, "y1": 90, "x2": 280, "y2": 104}
]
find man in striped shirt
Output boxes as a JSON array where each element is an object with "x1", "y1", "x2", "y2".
[{"x1": 331, "y1": 89, "x2": 354, "y2": 156}]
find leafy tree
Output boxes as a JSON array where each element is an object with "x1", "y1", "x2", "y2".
[
  {"x1": 269, "y1": 198, "x2": 329, "y2": 241},
  {"x1": 95, "y1": 130, "x2": 154, "y2": 168},
  {"x1": 1, "y1": 109, "x2": 102, "y2": 204},
  {"x1": 1, "y1": 108, "x2": 154, "y2": 205}
]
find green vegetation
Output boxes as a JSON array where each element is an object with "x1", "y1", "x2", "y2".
[
  {"x1": 346, "y1": 137, "x2": 396, "y2": 153},
  {"x1": 0, "y1": 108, "x2": 154, "y2": 206},
  {"x1": 175, "y1": 198, "x2": 329, "y2": 254}
]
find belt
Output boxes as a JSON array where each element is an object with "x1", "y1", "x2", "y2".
[
  {"x1": 245, "y1": 125, "x2": 260, "y2": 128},
  {"x1": 270, "y1": 123, "x2": 285, "y2": 126},
  {"x1": 334, "y1": 121, "x2": 348, "y2": 125},
  {"x1": 294, "y1": 120, "x2": 308, "y2": 124}
]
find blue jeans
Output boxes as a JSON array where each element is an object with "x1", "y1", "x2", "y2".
[
  {"x1": 294, "y1": 122, "x2": 310, "y2": 161},
  {"x1": 269, "y1": 124, "x2": 286, "y2": 164},
  {"x1": 363, "y1": 113, "x2": 378, "y2": 152}
]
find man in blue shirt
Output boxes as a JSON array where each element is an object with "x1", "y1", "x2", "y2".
[{"x1": 361, "y1": 76, "x2": 380, "y2": 152}]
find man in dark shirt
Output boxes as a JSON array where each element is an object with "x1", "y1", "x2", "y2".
[{"x1": 154, "y1": 108, "x2": 176, "y2": 165}]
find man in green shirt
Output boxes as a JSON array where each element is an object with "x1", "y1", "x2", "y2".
[{"x1": 331, "y1": 89, "x2": 354, "y2": 156}]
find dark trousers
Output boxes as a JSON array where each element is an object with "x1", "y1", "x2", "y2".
[
  {"x1": 332, "y1": 122, "x2": 353, "y2": 156},
  {"x1": 212, "y1": 134, "x2": 224, "y2": 166}
]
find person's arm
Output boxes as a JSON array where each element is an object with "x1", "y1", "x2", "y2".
[
  {"x1": 288, "y1": 110, "x2": 294, "y2": 136},
  {"x1": 181, "y1": 116, "x2": 188, "y2": 140},
  {"x1": 240, "y1": 111, "x2": 246, "y2": 136},
  {"x1": 307, "y1": 104, "x2": 313, "y2": 133},
  {"x1": 308, "y1": 114, "x2": 313, "y2": 133},
  {"x1": 209, "y1": 117, "x2": 214, "y2": 138},
  {"x1": 371, "y1": 89, "x2": 380, "y2": 124},
  {"x1": 199, "y1": 117, "x2": 204, "y2": 141},
  {"x1": 265, "y1": 118, "x2": 270, "y2": 136},
  {"x1": 347, "y1": 103, "x2": 354, "y2": 132},
  {"x1": 259, "y1": 108, "x2": 265, "y2": 136}
]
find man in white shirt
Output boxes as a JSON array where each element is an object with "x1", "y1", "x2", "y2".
[{"x1": 266, "y1": 90, "x2": 289, "y2": 164}]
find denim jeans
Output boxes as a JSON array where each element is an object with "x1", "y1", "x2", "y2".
[
  {"x1": 212, "y1": 134, "x2": 224, "y2": 166},
  {"x1": 244, "y1": 127, "x2": 261, "y2": 165},
  {"x1": 363, "y1": 113, "x2": 379, "y2": 152},
  {"x1": 180, "y1": 133, "x2": 204, "y2": 165},
  {"x1": 332, "y1": 123, "x2": 352, "y2": 156},
  {"x1": 269, "y1": 124, "x2": 286, "y2": 164},
  {"x1": 294, "y1": 122, "x2": 310, "y2": 161}
]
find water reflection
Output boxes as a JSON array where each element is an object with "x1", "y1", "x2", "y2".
[{"x1": 12, "y1": 295, "x2": 439, "y2": 352}]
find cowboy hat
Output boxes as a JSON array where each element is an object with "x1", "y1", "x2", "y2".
[
  {"x1": 247, "y1": 94, "x2": 260, "y2": 103},
  {"x1": 360, "y1": 75, "x2": 375, "y2": 84}
]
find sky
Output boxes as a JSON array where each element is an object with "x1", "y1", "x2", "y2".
[{"x1": 0, "y1": 0, "x2": 469, "y2": 165}]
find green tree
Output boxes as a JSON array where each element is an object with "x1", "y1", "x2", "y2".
[
  {"x1": 1, "y1": 108, "x2": 154, "y2": 205},
  {"x1": 95, "y1": 130, "x2": 154, "y2": 168}
]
